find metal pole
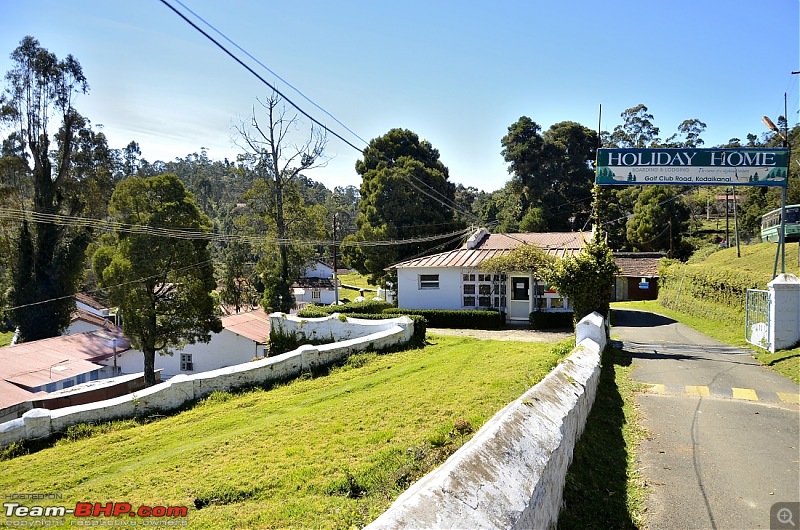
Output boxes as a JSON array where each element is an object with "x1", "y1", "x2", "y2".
[
  {"x1": 332, "y1": 213, "x2": 339, "y2": 305},
  {"x1": 733, "y1": 186, "x2": 740, "y2": 257}
]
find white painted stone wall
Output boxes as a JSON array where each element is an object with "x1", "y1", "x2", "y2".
[
  {"x1": 365, "y1": 312, "x2": 606, "y2": 530},
  {"x1": 0, "y1": 318, "x2": 413, "y2": 448},
  {"x1": 269, "y1": 312, "x2": 413, "y2": 343},
  {"x1": 768, "y1": 273, "x2": 800, "y2": 352}
]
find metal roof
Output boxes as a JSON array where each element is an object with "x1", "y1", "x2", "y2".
[
  {"x1": 220, "y1": 307, "x2": 270, "y2": 344},
  {"x1": 390, "y1": 231, "x2": 590, "y2": 269},
  {"x1": 0, "y1": 328, "x2": 130, "y2": 396}
]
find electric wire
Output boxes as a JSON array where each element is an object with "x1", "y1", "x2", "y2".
[
  {"x1": 157, "y1": 0, "x2": 364, "y2": 154},
  {"x1": 169, "y1": 0, "x2": 370, "y2": 148}
]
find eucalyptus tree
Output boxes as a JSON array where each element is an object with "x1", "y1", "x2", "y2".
[{"x1": 0, "y1": 36, "x2": 98, "y2": 340}]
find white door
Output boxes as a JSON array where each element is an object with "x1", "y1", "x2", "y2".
[{"x1": 508, "y1": 276, "x2": 530, "y2": 320}]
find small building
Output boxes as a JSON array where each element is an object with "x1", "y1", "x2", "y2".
[
  {"x1": 292, "y1": 261, "x2": 339, "y2": 307},
  {"x1": 110, "y1": 308, "x2": 270, "y2": 379},
  {"x1": 612, "y1": 252, "x2": 664, "y2": 301},
  {"x1": 389, "y1": 228, "x2": 591, "y2": 321},
  {"x1": 0, "y1": 328, "x2": 131, "y2": 422}
]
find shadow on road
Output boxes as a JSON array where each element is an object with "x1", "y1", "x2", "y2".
[
  {"x1": 558, "y1": 347, "x2": 640, "y2": 529},
  {"x1": 611, "y1": 309, "x2": 676, "y2": 328}
]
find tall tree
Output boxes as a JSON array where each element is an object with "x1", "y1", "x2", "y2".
[
  {"x1": 501, "y1": 118, "x2": 597, "y2": 231},
  {"x1": 341, "y1": 128, "x2": 459, "y2": 284},
  {"x1": 609, "y1": 104, "x2": 661, "y2": 148},
  {"x1": 0, "y1": 36, "x2": 94, "y2": 340},
  {"x1": 233, "y1": 92, "x2": 327, "y2": 312},
  {"x1": 92, "y1": 174, "x2": 222, "y2": 386}
]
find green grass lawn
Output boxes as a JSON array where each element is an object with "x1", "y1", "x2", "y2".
[
  {"x1": 1, "y1": 335, "x2": 569, "y2": 529},
  {"x1": 558, "y1": 346, "x2": 647, "y2": 529},
  {"x1": 0, "y1": 330, "x2": 14, "y2": 347},
  {"x1": 612, "y1": 300, "x2": 800, "y2": 384}
]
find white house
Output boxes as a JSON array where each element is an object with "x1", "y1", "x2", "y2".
[
  {"x1": 110, "y1": 308, "x2": 270, "y2": 379},
  {"x1": 292, "y1": 261, "x2": 340, "y2": 306},
  {"x1": 389, "y1": 228, "x2": 591, "y2": 321}
]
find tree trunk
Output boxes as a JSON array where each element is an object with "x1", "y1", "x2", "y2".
[{"x1": 143, "y1": 346, "x2": 157, "y2": 387}]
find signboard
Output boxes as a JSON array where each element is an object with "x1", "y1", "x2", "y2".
[{"x1": 596, "y1": 148, "x2": 789, "y2": 186}]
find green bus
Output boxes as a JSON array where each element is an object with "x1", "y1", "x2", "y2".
[{"x1": 761, "y1": 204, "x2": 800, "y2": 243}]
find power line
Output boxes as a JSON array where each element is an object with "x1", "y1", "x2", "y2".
[
  {"x1": 0, "y1": 207, "x2": 470, "y2": 248},
  {"x1": 169, "y1": 0, "x2": 370, "y2": 148},
  {"x1": 157, "y1": 0, "x2": 365, "y2": 154}
]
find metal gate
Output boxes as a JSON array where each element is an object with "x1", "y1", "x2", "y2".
[{"x1": 745, "y1": 289, "x2": 771, "y2": 350}]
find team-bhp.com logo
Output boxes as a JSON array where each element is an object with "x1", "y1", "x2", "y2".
[{"x1": 4, "y1": 500, "x2": 189, "y2": 525}]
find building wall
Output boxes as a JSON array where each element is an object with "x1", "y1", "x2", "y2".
[
  {"x1": 109, "y1": 330, "x2": 265, "y2": 380},
  {"x1": 397, "y1": 267, "x2": 462, "y2": 309}
]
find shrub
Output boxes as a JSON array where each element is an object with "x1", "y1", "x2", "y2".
[
  {"x1": 529, "y1": 311, "x2": 574, "y2": 330},
  {"x1": 381, "y1": 308, "x2": 504, "y2": 330},
  {"x1": 342, "y1": 313, "x2": 427, "y2": 346},
  {"x1": 297, "y1": 300, "x2": 392, "y2": 317}
]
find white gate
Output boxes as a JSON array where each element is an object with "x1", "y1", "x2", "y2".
[{"x1": 745, "y1": 289, "x2": 771, "y2": 350}]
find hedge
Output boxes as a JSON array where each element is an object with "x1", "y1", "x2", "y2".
[
  {"x1": 381, "y1": 308, "x2": 504, "y2": 330},
  {"x1": 296, "y1": 300, "x2": 393, "y2": 317},
  {"x1": 658, "y1": 260, "x2": 763, "y2": 313},
  {"x1": 529, "y1": 311, "x2": 574, "y2": 330}
]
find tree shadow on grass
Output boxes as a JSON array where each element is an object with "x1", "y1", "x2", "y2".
[{"x1": 558, "y1": 347, "x2": 641, "y2": 530}]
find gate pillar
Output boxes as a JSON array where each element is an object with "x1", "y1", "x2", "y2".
[{"x1": 767, "y1": 273, "x2": 800, "y2": 352}]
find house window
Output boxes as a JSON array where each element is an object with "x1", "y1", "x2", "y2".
[
  {"x1": 551, "y1": 297, "x2": 565, "y2": 309},
  {"x1": 463, "y1": 273, "x2": 475, "y2": 282},
  {"x1": 311, "y1": 289, "x2": 321, "y2": 300},
  {"x1": 181, "y1": 354, "x2": 194, "y2": 371},
  {"x1": 463, "y1": 296, "x2": 476, "y2": 307},
  {"x1": 463, "y1": 284, "x2": 476, "y2": 295},
  {"x1": 45, "y1": 383, "x2": 57, "y2": 393},
  {"x1": 419, "y1": 274, "x2": 439, "y2": 289},
  {"x1": 77, "y1": 373, "x2": 86, "y2": 384}
]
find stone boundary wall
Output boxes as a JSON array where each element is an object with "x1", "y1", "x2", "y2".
[
  {"x1": 366, "y1": 312, "x2": 606, "y2": 530},
  {"x1": 0, "y1": 315, "x2": 414, "y2": 448},
  {"x1": 269, "y1": 312, "x2": 406, "y2": 343}
]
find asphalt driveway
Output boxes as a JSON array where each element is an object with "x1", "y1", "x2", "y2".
[{"x1": 612, "y1": 309, "x2": 800, "y2": 530}]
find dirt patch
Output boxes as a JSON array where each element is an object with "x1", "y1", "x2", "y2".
[{"x1": 427, "y1": 328, "x2": 573, "y2": 343}]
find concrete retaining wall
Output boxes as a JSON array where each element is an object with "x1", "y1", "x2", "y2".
[
  {"x1": 0, "y1": 316, "x2": 414, "y2": 448},
  {"x1": 366, "y1": 311, "x2": 606, "y2": 530}
]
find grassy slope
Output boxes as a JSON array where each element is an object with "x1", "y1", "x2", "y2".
[
  {"x1": 1, "y1": 335, "x2": 568, "y2": 529},
  {"x1": 688, "y1": 241, "x2": 800, "y2": 285}
]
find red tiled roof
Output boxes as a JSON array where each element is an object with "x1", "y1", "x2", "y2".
[
  {"x1": 220, "y1": 308, "x2": 270, "y2": 343},
  {"x1": 71, "y1": 308, "x2": 116, "y2": 330},
  {"x1": 74, "y1": 293, "x2": 108, "y2": 311},
  {"x1": 614, "y1": 256, "x2": 663, "y2": 277}
]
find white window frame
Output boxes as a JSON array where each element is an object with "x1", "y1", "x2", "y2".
[
  {"x1": 418, "y1": 274, "x2": 439, "y2": 290},
  {"x1": 311, "y1": 289, "x2": 321, "y2": 300}
]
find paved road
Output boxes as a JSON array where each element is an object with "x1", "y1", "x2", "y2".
[{"x1": 611, "y1": 309, "x2": 800, "y2": 530}]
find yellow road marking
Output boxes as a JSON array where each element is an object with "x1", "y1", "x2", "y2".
[
  {"x1": 777, "y1": 392, "x2": 800, "y2": 404},
  {"x1": 732, "y1": 388, "x2": 759, "y2": 401},
  {"x1": 646, "y1": 383, "x2": 666, "y2": 394},
  {"x1": 685, "y1": 385, "x2": 710, "y2": 397}
]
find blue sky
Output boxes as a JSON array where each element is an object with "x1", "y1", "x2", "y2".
[{"x1": 1, "y1": 0, "x2": 798, "y2": 192}]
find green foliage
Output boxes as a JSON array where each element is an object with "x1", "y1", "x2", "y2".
[
  {"x1": 382, "y1": 308, "x2": 503, "y2": 330},
  {"x1": 92, "y1": 174, "x2": 222, "y2": 385},
  {"x1": 2, "y1": 37, "x2": 102, "y2": 341},
  {"x1": 500, "y1": 118, "x2": 597, "y2": 231},
  {"x1": 267, "y1": 328, "x2": 300, "y2": 356},
  {"x1": 658, "y1": 259, "x2": 764, "y2": 313},
  {"x1": 297, "y1": 300, "x2": 393, "y2": 316},
  {"x1": 547, "y1": 235, "x2": 619, "y2": 325},
  {"x1": 481, "y1": 244, "x2": 554, "y2": 278},
  {"x1": 342, "y1": 129, "x2": 460, "y2": 284},
  {"x1": 626, "y1": 186, "x2": 691, "y2": 257}
]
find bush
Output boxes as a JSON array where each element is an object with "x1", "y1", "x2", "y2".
[
  {"x1": 381, "y1": 308, "x2": 504, "y2": 330},
  {"x1": 297, "y1": 300, "x2": 392, "y2": 317},
  {"x1": 341, "y1": 313, "x2": 427, "y2": 346},
  {"x1": 529, "y1": 311, "x2": 574, "y2": 330}
]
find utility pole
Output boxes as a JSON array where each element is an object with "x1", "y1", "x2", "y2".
[
  {"x1": 332, "y1": 212, "x2": 339, "y2": 305},
  {"x1": 725, "y1": 189, "x2": 730, "y2": 248},
  {"x1": 733, "y1": 187, "x2": 741, "y2": 257}
]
